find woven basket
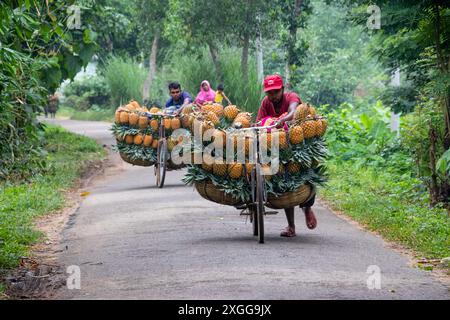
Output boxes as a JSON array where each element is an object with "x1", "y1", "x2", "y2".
[
  {"x1": 194, "y1": 180, "x2": 242, "y2": 206},
  {"x1": 119, "y1": 153, "x2": 154, "y2": 167},
  {"x1": 167, "y1": 159, "x2": 187, "y2": 171},
  {"x1": 266, "y1": 184, "x2": 315, "y2": 209}
]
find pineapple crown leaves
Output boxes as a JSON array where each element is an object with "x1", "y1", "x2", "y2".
[{"x1": 114, "y1": 141, "x2": 158, "y2": 162}]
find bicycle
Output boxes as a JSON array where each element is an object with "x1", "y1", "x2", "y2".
[
  {"x1": 233, "y1": 121, "x2": 280, "y2": 243},
  {"x1": 145, "y1": 112, "x2": 178, "y2": 188}
]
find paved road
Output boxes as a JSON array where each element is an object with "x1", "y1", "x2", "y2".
[{"x1": 46, "y1": 119, "x2": 449, "y2": 299}]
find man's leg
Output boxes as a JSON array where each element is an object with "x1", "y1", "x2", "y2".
[
  {"x1": 281, "y1": 207, "x2": 296, "y2": 237},
  {"x1": 301, "y1": 193, "x2": 317, "y2": 230}
]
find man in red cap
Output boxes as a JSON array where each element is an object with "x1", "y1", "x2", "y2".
[{"x1": 256, "y1": 74, "x2": 317, "y2": 237}]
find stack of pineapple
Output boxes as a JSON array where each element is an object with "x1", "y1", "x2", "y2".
[
  {"x1": 111, "y1": 100, "x2": 185, "y2": 166},
  {"x1": 183, "y1": 102, "x2": 329, "y2": 204}
]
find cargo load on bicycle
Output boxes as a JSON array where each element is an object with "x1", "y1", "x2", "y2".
[
  {"x1": 110, "y1": 100, "x2": 187, "y2": 170},
  {"x1": 181, "y1": 102, "x2": 328, "y2": 210}
]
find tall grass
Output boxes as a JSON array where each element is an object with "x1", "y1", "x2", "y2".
[
  {"x1": 151, "y1": 47, "x2": 263, "y2": 116},
  {"x1": 102, "y1": 56, "x2": 146, "y2": 107}
]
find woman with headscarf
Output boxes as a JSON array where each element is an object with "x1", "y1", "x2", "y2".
[{"x1": 194, "y1": 80, "x2": 216, "y2": 107}]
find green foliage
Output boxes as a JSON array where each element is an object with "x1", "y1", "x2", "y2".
[
  {"x1": 151, "y1": 48, "x2": 263, "y2": 114},
  {"x1": 101, "y1": 55, "x2": 146, "y2": 106},
  {"x1": 0, "y1": 0, "x2": 97, "y2": 180},
  {"x1": 322, "y1": 162, "x2": 450, "y2": 259},
  {"x1": 294, "y1": 0, "x2": 385, "y2": 107},
  {"x1": 63, "y1": 76, "x2": 111, "y2": 110},
  {"x1": 0, "y1": 125, "x2": 105, "y2": 270}
]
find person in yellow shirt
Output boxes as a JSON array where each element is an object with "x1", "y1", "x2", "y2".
[{"x1": 214, "y1": 83, "x2": 232, "y2": 105}]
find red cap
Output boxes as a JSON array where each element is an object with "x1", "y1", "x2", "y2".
[{"x1": 263, "y1": 74, "x2": 283, "y2": 92}]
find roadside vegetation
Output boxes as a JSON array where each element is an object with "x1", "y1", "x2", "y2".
[{"x1": 0, "y1": 125, "x2": 106, "y2": 284}]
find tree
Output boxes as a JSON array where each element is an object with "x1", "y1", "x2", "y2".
[
  {"x1": 0, "y1": 0, "x2": 97, "y2": 179},
  {"x1": 353, "y1": 0, "x2": 450, "y2": 207}
]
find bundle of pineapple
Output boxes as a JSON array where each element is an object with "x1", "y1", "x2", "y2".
[
  {"x1": 183, "y1": 102, "x2": 329, "y2": 207},
  {"x1": 111, "y1": 100, "x2": 185, "y2": 167}
]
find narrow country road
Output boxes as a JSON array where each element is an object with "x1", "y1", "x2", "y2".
[{"x1": 45, "y1": 119, "x2": 449, "y2": 299}]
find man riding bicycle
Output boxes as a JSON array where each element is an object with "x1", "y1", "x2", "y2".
[{"x1": 164, "y1": 82, "x2": 193, "y2": 115}]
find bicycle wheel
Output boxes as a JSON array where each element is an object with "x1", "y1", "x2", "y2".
[
  {"x1": 156, "y1": 139, "x2": 167, "y2": 188},
  {"x1": 255, "y1": 163, "x2": 265, "y2": 243}
]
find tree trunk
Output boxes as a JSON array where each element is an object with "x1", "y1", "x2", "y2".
[
  {"x1": 256, "y1": 33, "x2": 264, "y2": 83},
  {"x1": 285, "y1": 0, "x2": 302, "y2": 87},
  {"x1": 241, "y1": 33, "x2": 250, "y2": 83},
  {"x1": 429, "y1": 125, "x2": 439, "y2": 207},
  {"x1": 208, "y1": 41, "x2": 223, "y2": 82},
  {"x1": 142, "y1": 31, "x2": 159, "y2": 103}
]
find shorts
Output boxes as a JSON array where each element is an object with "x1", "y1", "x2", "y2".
[{"x1": 300, "y1": 193, "x2": 315, "y2": 208}]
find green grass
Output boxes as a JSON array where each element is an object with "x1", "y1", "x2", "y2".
[
  {"x1": 321, "y1": 162, "x2": 450, "y2": 260},
  {"x1": 58, "y1": 106, "x2": 114, "y2": 122},
  {"x1": 0, "y1": 124, "x2": 106, "y2": 277}
]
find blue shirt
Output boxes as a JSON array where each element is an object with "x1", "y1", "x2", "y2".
[{"x1": 165, "y1": 91, "x2": 192, "y2": 109}]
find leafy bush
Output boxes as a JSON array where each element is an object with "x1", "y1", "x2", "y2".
[
  {"x1": 101, "y1": 55, "x2": 146, "y2": 107},
  {"x1": 63, "y1": 76, "x2": 111, "y2": 110}
]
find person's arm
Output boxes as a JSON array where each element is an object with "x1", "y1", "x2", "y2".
[
  {"x1": 255, "y1": 101, "x2": 267, "y2": 123},
  {"x1": 222, "y1": 92, "x2": 232, "y2": 105},
  {"x1": 276, "y1": 93, "x2": 301, "y2": 126}
]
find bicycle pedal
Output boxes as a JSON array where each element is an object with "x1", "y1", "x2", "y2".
[{"x1": 264, "y1": 211, "x2": 278, "y2": 215}]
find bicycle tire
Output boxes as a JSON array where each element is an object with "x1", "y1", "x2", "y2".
[
  {"x1": 156, "y1": 140, "x2": 167, "y2": 188},
  {"x1": 255, "y1": 163, "x2": 265, "y2": 243}
]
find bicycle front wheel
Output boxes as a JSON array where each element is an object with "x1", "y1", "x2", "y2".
[{"x1": 156, "y1": 139, "x2": 167, "y2": 188}]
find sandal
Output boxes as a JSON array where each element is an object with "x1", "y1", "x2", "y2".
[{"x1": 280, "y1": 226, "x2": 296, "y2": 237}]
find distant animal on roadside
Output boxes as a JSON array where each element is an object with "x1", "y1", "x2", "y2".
[{"x1": 46, "y1": 94, "x2": 59, "y2": 118}]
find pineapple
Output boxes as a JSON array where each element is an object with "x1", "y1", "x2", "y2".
[
  {"x1": 212, "y1": 103, "x2": 224, "y2": 117},
  {"x1": 314, "y1": 120, "x2": 323, "y2": 137},
  {"x1": 213, "y1": 162, "x2": 228, "y2": 176},
  {"x1": 164, "y1": 118, "x2": 172, "y2": 130},
  {"x1": 115, "y1": 110, "x2": 121, "y2": 123},
  {"x1": 134, "y1": 134, "x2": 144, "y2": 145},
  {"x1": 138, "y1": 115, "x2": 148, "y2": 129},
  {"x1": 151, "y1": 139, "x2": 158, "y2": 149},
  {"x1": 205, "y1": 111, "x2": 220, "y2": 126},
  {"x1": 244, "y1": 162, "x2": 254, "y2": 176},
  {"x1": 125, "y1": 135, "x2": 134, "y2": 145},
  {"x1": 213, "y1": 129, "x2": 226, "y2": 148},
  {"x1": 202, "y1": 154, "x2": 214, "y2": 172},
  {"x1": 287, "y1": 162, "x2": 302, "y2": 174},
  {"x1": 150, "y1": 119, "x2": 159, "y2": 131},
  {"x1": 259, "y1": 132, "x2": 272, "y2": 151},
  {"x1": 294, "y1": 104, "x2": 309, "y2": 121},
  {"x1": 149, "y1": 107, "x2": 160, "y2": 114},
  {"x1": 300, "y1": 118, "x2": 316, "y2": 139},
  {"x1": 129, "y1": 112, "x2": 139, "y2": 126},
  {"x1": 119, "y1": 111, "x2": 129, "y2": 124},
  {"x1": 223, "y1": 105, "x2": 240, "y2": 120},
  {"x1": 289, "y1": 126, "x2": 304, "y2": 144},
  {"x1": 171, "y1": 117, "x2": 181, "y2": 130},
  {"x1": 167, "y1": 138, "x2": 176, "y2": 151},
  {"x1": 308, "y1": 105, "x2": 317, "y2": 117},
  {"x1": 318, "y1": 118, "x2": 328, "y2": 136},
  {"x1": 233, "y1": 112, "x2": 251, "y2": 128},
  {"x1": 182, "y1": 104, "x2": 195, "y2": 115},
  {"x1": 228, "y1": 163, "x2": 243, "y2": 179},
  {"x1": 272, "y1": 130, "x2": 288, "y2": 150},
  {"x1": 129, "y1": 100, "x2": 140, "y2": 109},
  {"x1": 181, "y1": 115, "x2": 190, "y2": 128},
  {"x1": 261, "y1": 164, "x2": 272, "y2": 181},
  {"x1": 143, "y1": 135, "x2": 153, "y2": 147}
]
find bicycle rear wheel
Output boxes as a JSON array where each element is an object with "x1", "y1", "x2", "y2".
[
  {"x1": 255, "y1": 163, "x2": 265, "y2": 243},
  {"x1": 156, "y1": 139, "x2": 167, "y2": 188}
]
